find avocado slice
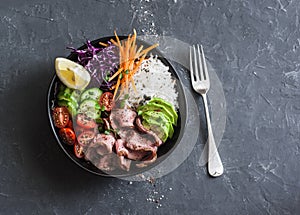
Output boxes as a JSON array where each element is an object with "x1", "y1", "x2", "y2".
[
  {"x1": 148, "y1": 97, "x2": 178, "y2": 125},
  {"x1": 137, "y1": 102, "x2": 176, "y2": 125},
  {"x1": 142, "y1": 121, "x2": 168, "y2": 142},
  {"x1": 141, "y1": 111, "x2": 173, "y2": 140}
]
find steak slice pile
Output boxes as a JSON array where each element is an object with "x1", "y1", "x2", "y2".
[{"x1": 110, "y1": 108, "x2": 161, "y2": 168}]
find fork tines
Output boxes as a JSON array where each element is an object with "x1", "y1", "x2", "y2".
[{"x1": 190, "y1": 44, "x2": 209, "y2": 83}]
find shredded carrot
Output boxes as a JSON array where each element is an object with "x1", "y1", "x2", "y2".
[
  {"x1": 135, "y1": 45, "x2": 144, "y2": 59},
  {"x1": 130, "y1": 77, "x2": 137, "y2": 93},
  {"x1": 108, "y1": 67, "x2": 123, "y2": 82},
  {"x1": 114, "y1": 31, "x2": 121, "y2": 46},
  {"x1": 100, "y1": 29, "x2": 159, "y2": 99},
  {"x1": 116, "y1": 84, "x2": 125, "y2": 100},
  {"x1": 125, "y1": 73, "x2": 129, "y2": 94},
  {"x1": 99, "y1": 42, "x2": 108, "y2": 47},
  {"x1": 137, "y1": 43, "x2": 159, "y2": 58},
  {"x1": 129, "y1": 53, "x2": 146, "y2": 76},
  {"x1": 113, "y1": 75, "x2": 121, "y2": 98},
  {"x1": 109, "y1": 39, "x2": 119, "y2": 47}
]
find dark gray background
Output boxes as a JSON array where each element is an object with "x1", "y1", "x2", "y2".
[{"x1": 1, "y1": 0, "x2": 299, "y2": 214}]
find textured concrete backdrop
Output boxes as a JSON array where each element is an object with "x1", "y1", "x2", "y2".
[{"x1": 0, "y1": 0, "x2": 299, "y2": 214}]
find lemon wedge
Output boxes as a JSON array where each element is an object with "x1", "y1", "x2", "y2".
[{"x1": 55, "y1": 57, "x2": 91, "y2": 90}]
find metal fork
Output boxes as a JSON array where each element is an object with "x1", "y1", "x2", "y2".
[{"x1": 190, "y1": 44, "x2": 224, "y2": 177}]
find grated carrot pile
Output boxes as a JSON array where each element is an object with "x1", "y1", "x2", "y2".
[{"x1": 100, "y1": 29, "x2": 158, "y2": 99}]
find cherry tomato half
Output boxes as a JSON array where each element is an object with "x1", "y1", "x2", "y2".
[
  {"x1": 77, "y1": 131, "x2": 95, "y2": 147},
  {"x1": 76, "y1": 113, "x2": 97, "y2": 129},
  {"x1": 67, "y1": 119, "x2": 73, "y2": 129},
  {"x1": 99, "y1": 92, "x2": 114, "y2": 111},
  {"x1": 59, "y1": 127, "x2": 76, "y2": 145},
  {"x1": 74, "y1": 143, "x2": 84, "y2": 158},
  {"x1": 53, "y1": 107, "x2": 70, "y2": 128}
]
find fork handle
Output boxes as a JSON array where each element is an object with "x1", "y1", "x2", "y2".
[{"x1": 202, "y1": 93, "x2": 224, "y2": 177}]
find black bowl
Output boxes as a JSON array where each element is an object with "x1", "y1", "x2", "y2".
[{"x1": 47, "y1": 36, "x2": 187, "y2": 177}]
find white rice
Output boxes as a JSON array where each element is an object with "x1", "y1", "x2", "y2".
[{"x1": 125, "y1": 55, "x2": 178, "y2": 109}]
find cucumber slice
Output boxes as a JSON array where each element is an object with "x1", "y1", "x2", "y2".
[
  {"x1": 57, "y1": 100, "x2": 77, "y2": 116},
  {"x1": 71, "y1": 89, "x2": 81, "y2": 102},
  {"x1": 80, "y1": 88, "x2": 103, "y2": 102},
  {"x1": 79, "y1": 99, "x2": 101, "y2": 110},
  {"x1": 81, "y1": 110, "x2": 100, "y2": 119},
  {"x1": 78, "y1": 99, "x2": 101, "y2": 119}
]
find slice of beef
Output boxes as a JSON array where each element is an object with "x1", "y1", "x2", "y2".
[
  {"x1": 115, "y1": 139, "x2": 129, "y2": 157},
  {"x1": 93, "y1": 133, "x2": 116, "y2": 155},
  {"x1": 116, "y1": 128, "x2": 129, "y2": 140},
  {"x1": 136, "y1": 153, "x2": 158, "y2": 168},
  {"x1": 147, "y1": 130, "x2": 163, "y2": 147},
  {"x1": 124, "y1": 130, "x2": 157, "y2": 151},
  {"x1": 135, "y1": 117, "x2": 148, "y2": 133},
  {"x1": 135, "y1": 117, "x2": 163, "y2": 146},
  {"x1": 118, "y1": 156, "x2": 131, "y2": 171},
  {"x1": 127, "y1": 149, "x2": 151, "y2": 161},
  {"x1": 84, "y1": 147, "x2": 98, "y2": 163},
  {"x1": 96, "y1": 154, "x2": 117, "y2": 172},
  {"x1": 109, "y1": 108, "x2": 137, "y2": 129}
]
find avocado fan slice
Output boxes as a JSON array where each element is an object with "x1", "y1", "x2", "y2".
[
  {"x1": 148, "y1": 97, "x2": 178, "y2": 125},
  {"x1": 137, "y1": 102, "x2": 176, "y2": 126},
  {"x1": 142, "y1": 121, "x2": 168, "y2": 142},
  {"x1": 141, "y1": 111, "x2": 173, "y2": 140}
]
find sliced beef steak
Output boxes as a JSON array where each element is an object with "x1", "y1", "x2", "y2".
[
  {"x1": 96, "y1": 154, "x2": 117, "y2": 172},
  {"x1": 135, "y1": 117, "x2": 163, "y2": 146},
  {"x1": 93, "y1": 133, "x2": 116, "y2": 155},
  {"x1": 124, "y1": 130, "x2": 157, "y2": 151},
  {"x1": 109, "y1": 108, "x2": 137, "y2": 129},
  {"x1": 105, "y1": 107, "x2": 166, "y2": 171},
  {"x1": 115, "y1": 139, "x2": 129, "y2": 157},
  {"x1": 118, "y1": 156, "x2": 131, "y2": 171},
  {"x1": 127, "y1": 149, "x2": 152, "y2": 161},
  {"x1": 136, "y1": 153, "x2": 158, "y2": 168}
]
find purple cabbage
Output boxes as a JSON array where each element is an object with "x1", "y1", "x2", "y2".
[{"x1": 68, "y1": 41, "x2": 119, "y2": 90}]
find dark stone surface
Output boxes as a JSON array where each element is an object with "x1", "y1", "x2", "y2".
[{"x1": 0, "y1": 0, "x2": 300, "y2": 214}]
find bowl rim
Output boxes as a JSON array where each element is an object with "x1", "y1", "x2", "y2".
[{"x1": 47, "y1": 36, "x2": 188, "y2": 177}]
